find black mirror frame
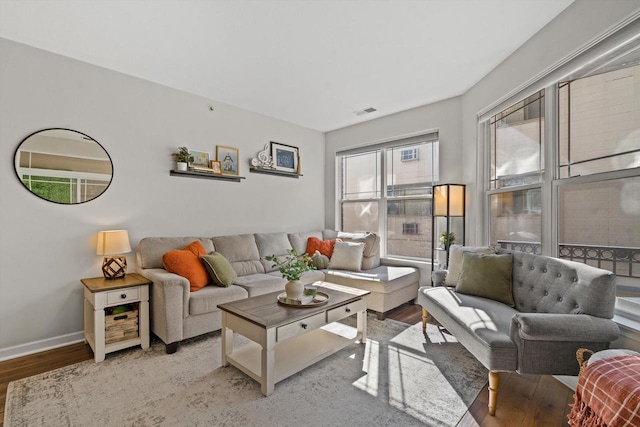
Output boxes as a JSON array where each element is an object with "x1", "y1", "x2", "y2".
[{"x1": 13, "y1": 128, "x2": 114, "y2": 205}]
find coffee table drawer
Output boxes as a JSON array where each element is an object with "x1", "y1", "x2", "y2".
[
  {"x1": 277, "y1": 312, "x2": 326, "y2": 342},
  {"x1": 327, "y1": 299, "x2": 367, "y2": 323}
]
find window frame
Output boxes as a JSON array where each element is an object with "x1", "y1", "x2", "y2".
[
  {"x1": 479, "y1": 28, "x2": 640, "y2": 294},
  {"x1": 336, "y1": 135, "x2": 439, "y2": 260}
]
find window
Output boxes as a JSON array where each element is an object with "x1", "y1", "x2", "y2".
[
  {"x1": 481, "y1": 26, "x2": 639, "y2": 294},
  {"x1": 558, "y1": 177, "x2": 639, "y2": 283},
  {"x1": 559, "y1": 65, "x2": 640, "y2": 178},
  {"x1": 338, "y1": 136, "x2": 439, "y2": 259},
  {"x1": 489, "y1": 90, "x2": 545, "y2": 190},
  {"x1": 340, "y1": 150, "x2": 381, "y2": 234},
  {"x1": 400, "y1": 148, "x2": 418, "y2": 161},
  {"x1": 402, "y1": 223, "x2": 419, "y2": 235},
  {"x1": 488, "y1": 91, "x2": 544, "y2": 250},
  {"x1": 556, "y1": 57, "x2": 640, "y2": 292},
  {"x1": 497, "y1": 188, "x2": 541, "y2": 216},
  {"x1": 21, "y1": 175, "x2": 109, "y2": 204}
]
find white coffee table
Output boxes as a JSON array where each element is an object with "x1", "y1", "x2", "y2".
[{"x1": 218, "y1": 282, "x2": 370, "y2": 396}]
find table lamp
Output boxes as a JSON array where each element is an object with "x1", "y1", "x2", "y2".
[{"x1": 97, "y1": 230, "x2": 132, "y2": 279}]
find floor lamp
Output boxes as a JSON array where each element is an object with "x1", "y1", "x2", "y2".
[{"x1": 431, "y1": 184, "x2": 466, "y2": 279}]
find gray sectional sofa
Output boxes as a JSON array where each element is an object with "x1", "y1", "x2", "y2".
[
  {"x1": 136, "y1": 230, "x2": 419, "y2": 353},
  {"x1": 417, "y1": 247, "x2": 619, "y2": 416}
]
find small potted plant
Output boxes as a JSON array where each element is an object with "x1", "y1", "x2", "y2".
[
  {"x1": 439, "y1": 231, "x2": 456, "y2": 249},
  {"x1": 266, "y1": 250, "x2": 316, "y2": 299},
  {"x1": 172, "y1": 146, "x2": 194, "y2": 171}
]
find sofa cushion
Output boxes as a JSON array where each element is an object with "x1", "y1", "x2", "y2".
[
  {"x1": 233, "y1": 274, "x2": 286, "y2": 297},
  {"x1": 162, "y1": 241, "x2": 210, "y2": 291},
  {"x1": 456, "y1": 252, "x2": 515, "y2": 307},
  {"x1": 445, "y1": 245, "x2": 496, "y2": 286},
  {"x1": 288, "y1": 231, "x2": 323, "y2": 254},
  {"x1": 255, "y1": 232, "x2": 294, "y2": 273},
  {"x1": 418, "y1": 286, "x2": 518, "y2": 371},
  {"x1": 189, "y1": 284, "x2": 248, "y2": 315},
  {"x1": 325, "y1": 265, "x2": 419, "y2": 294},
  {"x1": 212, "y1": 234, "x2": 264, "y2": 276},
  {"x1": 322, "y1": 229, "x2": 339, "y2": 240},
  {"x1": 328, "y1": 241, "x2": 364, "y2": 271},
  {"x1": 137, "y1": 237, "x2": 214, "y2": 269},
  {"x1": 201, "y1": 252, "x2": 237, "y2": 287},
  {"x1": 305, "y1": 237, "x2": 338, "y2": 258},
  {"x1": 337, "y1": 231, "x2": 381, "y2": 270}
]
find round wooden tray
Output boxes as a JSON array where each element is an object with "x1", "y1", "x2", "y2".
[{"x1": 277, "y1": 291, "x2": 330, "y2": 307}]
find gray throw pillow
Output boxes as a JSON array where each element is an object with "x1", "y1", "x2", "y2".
[
  {"x1": 456, "y1": 252, "x2": 514, "y2": 307},
  {"x1": 328, "y1": 241, "x2": 365, "y2": 271},
  {"x1": 201, "y1": 252, "x2": 237, "y2": 287}
]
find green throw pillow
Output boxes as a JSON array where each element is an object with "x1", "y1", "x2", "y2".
[
  {"x1": 456, "y1": 252, "x2": 514, "y2": 307},
  {"x1": 201, "y1": 252, "x2": 237, "y2": 287}
]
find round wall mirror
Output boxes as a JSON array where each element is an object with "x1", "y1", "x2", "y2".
[{"x1": 14, "y1": 128, "x2": 113, "y2": 204}]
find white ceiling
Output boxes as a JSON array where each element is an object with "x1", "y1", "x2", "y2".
[{"x1": 0, "y1": 0, "x2": 574, "y2": 132}]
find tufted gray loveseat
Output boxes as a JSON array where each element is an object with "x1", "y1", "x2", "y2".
[{"x1": 417, "y1": 249, "x2": 619, "y2": 416}]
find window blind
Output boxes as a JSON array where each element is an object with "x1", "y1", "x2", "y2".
[{"x1": 336, "y1": 130, "x2": 439, "y2": 157}]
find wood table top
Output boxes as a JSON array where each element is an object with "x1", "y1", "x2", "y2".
[
  {"x1": 80, "y1": 273, "x2": 151, "y2": 293},
  {"x1": 218, "y1": 282, "x2": 370, "y2": 329}
]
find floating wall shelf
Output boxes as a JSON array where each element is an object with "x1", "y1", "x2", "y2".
[
  {"x1": 170, "y1": 170, "x2": 245, "y2": 182},
  {"x1": 249, "y1": 167, "x2": 302, "y2": 178}
]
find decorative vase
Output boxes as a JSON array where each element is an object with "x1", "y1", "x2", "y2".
[
  {"x1": 285, "y1": 280, "x2": 304, "y2": 300},
  {"x1": 176, "y1": 162, "x2": 188, "y2": 171}
]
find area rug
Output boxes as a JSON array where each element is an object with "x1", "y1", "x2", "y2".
[{"x1": 5, "y1": 315, "x2": 488, "y2": 427}]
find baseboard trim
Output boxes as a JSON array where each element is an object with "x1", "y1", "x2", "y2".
[{"x1": 0, "y1": 331, "x2": 85, "y2": 362}]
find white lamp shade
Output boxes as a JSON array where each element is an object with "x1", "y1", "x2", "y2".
[
  {"x1": 96, "y1": 230, "x2": 132, "y2": 255},
  {"x1": 433, "y1": 184, "x2": 465, "y2": 217}
]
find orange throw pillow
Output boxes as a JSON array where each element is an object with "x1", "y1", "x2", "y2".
[
  {"x1": 305, "y1": 237, "x2": 338, "y2": 258},
  {"x1": 162, "y1": 241, "x2": 209, "y2": 291}
]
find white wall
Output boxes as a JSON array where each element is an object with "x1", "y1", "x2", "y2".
[{"x1": 0, "y1": 38, "x2": 325, "y2": 359}]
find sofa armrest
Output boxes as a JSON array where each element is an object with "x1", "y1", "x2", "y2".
[
  {"x1": 511, "y1": 313, "x2": 619, "y2": 342},
  {"x1": 431, "y1": 269, "x2": 448, "y2": 287},
  {"x1": 510, "y1": 313, "x2": 619, "y2": 375},
  {"x1": 138, "y1": 268, "x2": 190, "y2": 345}
]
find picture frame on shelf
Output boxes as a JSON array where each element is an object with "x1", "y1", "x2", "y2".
[
  {"x1": 217, "y1": 145, "x2": 240, "y2": 176},
  {"x1": 209, "y1": 160, "x2": 222, "y2": 175},
  {"x1": 270, "y1": 141, "x2": 298, "y2": 173},
  {"x1": 189, "y1": 149, "x2": 210, "y2": 167}
]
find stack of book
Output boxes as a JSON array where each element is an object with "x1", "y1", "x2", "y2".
[{"x1": 189, "y1": 165, "x2": 216, "y2": 173}]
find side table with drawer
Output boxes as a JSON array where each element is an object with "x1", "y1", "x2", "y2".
[{"x1": 81, "y1": 273, "x2": 151, "y2": 362}]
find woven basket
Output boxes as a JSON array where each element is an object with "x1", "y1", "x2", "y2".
[{"x1": 576, "y1": 348, "x2": 594, "y2": 377}]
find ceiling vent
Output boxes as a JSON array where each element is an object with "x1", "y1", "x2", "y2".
[{"x1": 354, "y1": 107, "x2": 377, "y2": 116}]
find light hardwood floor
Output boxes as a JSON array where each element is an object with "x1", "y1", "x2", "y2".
[{"x1": 0, "y1": 304, "x2": 573, "y2": 427}]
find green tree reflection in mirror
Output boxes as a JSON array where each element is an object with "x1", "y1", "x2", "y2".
[{"x1": 14, "y1": 128, "x2": 113, "y2": 204}]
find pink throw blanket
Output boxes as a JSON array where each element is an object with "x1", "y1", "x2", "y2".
[{"x1": 568, "y1": 354, "x2": 640, "y2": 427}]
